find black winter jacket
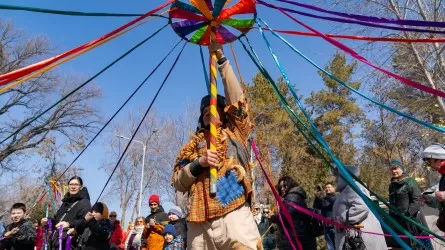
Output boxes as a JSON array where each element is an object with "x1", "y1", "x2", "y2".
[
  {"x1": 51, "y1": 187, "x2": 91, "y2": 249},
  {"x1": 0, "y1": 219, "x2": 36, "y2": 250},
  {"x1": 145, "y1": 206, "x2": 169, "y2": 224},
  {"x1": 169, "y1": 218, "x2": 187, "y2": 248},
  {"x1": 76, "y1": 219, "x2": 113, "y2": 250},
  {"x1": 313, "y1": 193, "x2": 337, "y2": 220},
  {"x1": 270, "y1": 186, "x2": 317, "y2": 250},
  {"x1": 389, "y1": 177, "x2": 421, "y2": 217}
]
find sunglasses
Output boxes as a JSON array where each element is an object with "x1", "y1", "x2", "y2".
[
  {"x1": 109, "y1": 215, "x2": 116, "y2": 218},
  {"x1": 263, "y1": 211, "x2": 270, "y2": 214}
]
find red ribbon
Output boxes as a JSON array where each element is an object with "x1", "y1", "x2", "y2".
[
  {"x1": 261, "y1": 1, "x2": 445, "y2": 99},
  {"x1": 0, "y1": 0, "x2": 174, "y2": 86},
  {"x1": 258, "y1": 27, "x2": 445, "y2": 43}
]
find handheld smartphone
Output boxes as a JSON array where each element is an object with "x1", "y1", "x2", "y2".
[{"x1": 423, "y1": 191, "x2": 434, "y2": 195}]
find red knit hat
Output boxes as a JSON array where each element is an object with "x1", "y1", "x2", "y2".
[{"x1": 149, "y1": 194, "x2": 160, "y2": 205}]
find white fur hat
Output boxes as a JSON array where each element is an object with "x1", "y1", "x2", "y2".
[{"x1": 422, "y1": 143, "x2": 445, "y2": 160}]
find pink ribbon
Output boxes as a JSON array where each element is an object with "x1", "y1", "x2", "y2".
[
  {"x1": 261, "y1": 1, "x2": 445, "y2": 99},
  {"x1": 286, "y1": 192, "x2": 441, "y2": 239},
  {"x1": 250, "y1": 140, "x2": 302, "y2": 250},
  {"x1": 251, "y1": 139, "x2": 441, "y2": 242}
]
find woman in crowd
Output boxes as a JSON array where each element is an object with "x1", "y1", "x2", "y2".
[
  {"x1": 119, "y1": 222, "x2": 134, "y2": 250},
  {"x1": 332, "y1": 165, "x2": 387, "y2": 249},
  {"x1": 41, "y1": 176, "x2": 91, "y2": 249},
  {"x1": 124, "y1": 217, "x2": 146, "y2": 250},
  {"x1": 270, "y1": 176, "x2": 317, "y2": 250}
]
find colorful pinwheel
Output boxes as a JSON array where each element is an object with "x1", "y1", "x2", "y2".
[{"x1": 169, "y1": 0, "x2": 256, "y2": 45}]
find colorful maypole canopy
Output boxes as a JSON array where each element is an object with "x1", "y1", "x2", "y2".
[{"x1": 169, "y1": 0, "x2": 256, "y2": 45}]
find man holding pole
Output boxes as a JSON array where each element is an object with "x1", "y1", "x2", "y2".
[{"x1": 172, "y1": 41, "x2": 261, "y2": 249}]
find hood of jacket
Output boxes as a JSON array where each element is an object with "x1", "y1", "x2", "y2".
[
  {"x1": 336, "y1": 165, "x2": 360, "y2": 192},
  {"x1": 113, "y1": 219, "x2": 121, "y2": 228},
  {"x1": 62, "y1": 187, "x2": 90, "y2": 203}
]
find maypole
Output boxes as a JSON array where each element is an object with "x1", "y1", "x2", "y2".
[{"x1": 209, "y1": 24, "x2": 218, "y2": 195}]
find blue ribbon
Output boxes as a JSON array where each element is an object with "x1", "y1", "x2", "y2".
[
  {"x1": 257, "y1": 17, "x2": 445, "y2": 134},
  {"x1": 200, "y1": 46, "x2": 210, "y2": 93},
  {"x1": 244, "y1": 27, "x2": 414, "y2": 248},
  {"x1": 47, "y1": 185, "x2": 57, "y2": 214}
]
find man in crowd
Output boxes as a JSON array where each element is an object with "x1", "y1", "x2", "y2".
[
  {"x1": 109, "y1": 211, "x2": 123, "y2": 249},
  {"x1": 258, "y1": 206, "x2": 275, "y2": 250},
  {"x1": 144, "y1": 194, "x2": 168, "y2": 250},
  {"x1": 313, "y1": 182, "x2": 337, "y2": 250}
]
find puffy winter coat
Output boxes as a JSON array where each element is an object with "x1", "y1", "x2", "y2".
[
  {"x1": 76, "y1": 218, "x2": 113, "y2": 250},
  {"x1": 144, "y1": 206, "x2": 169, "y2": 250},
  {"x1": 270, "y1": 186, "x2": 316, "y2": 250},
  {"x1": 163, "y1": 236, "x2": 184, "y2": 250},
  {"x1": 35, "y1": 226, "x2": 43, "y2": 250},
  {"x1": 333, "y1": 165, "x2": 387, "y2": 250},
  {"x1": 110, "y1": 220, "x2": 123, "y2": 247},
  {"x1": 51, "y1": 187, "x2": 91, "y2": 249},
  {"x1": 0, "y1": 219, "x2": 36, "y2": 250}
]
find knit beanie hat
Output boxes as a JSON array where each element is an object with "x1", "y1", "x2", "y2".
[
  {"x1": 168, "y1": 206, "x2": 183, "y2": 218},
  {"x1": 391, "y1": 160, "x2": 405, "y2": 172},
  {"x1": 149, "y1": 194, "x2": 160, "y2": 205},
  {"x1": 422, "y1": 143, "x2": 445, "y2": 160},
  {"x1": 163, "y1": 224, "x2": 177, "y2": 237},
  {"x1": 92, "y1": 201, "x2": 109, "y2": 219},
  {"x1": 200, "y1": 94, "x2": 226, "y2": 113}
]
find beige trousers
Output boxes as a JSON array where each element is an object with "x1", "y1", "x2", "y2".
[{"x1": 188, "y1": 204, "x2": 263, "y2": 250}]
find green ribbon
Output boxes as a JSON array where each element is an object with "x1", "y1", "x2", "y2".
[{"x1": 239, "y1": 36, "x2": 420, "y2": 248}]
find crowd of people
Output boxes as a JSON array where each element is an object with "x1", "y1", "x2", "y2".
[{"x1": 2, "y1": 42, "x2": 445, "y2": 250}]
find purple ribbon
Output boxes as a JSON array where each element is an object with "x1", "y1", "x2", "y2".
[
  {"x1": 48, "y1": 219, "x2": 52, "y2": 234},
  {"x1": 275, "y1": 0, "x2": 445, "y2": 28},
  {"x1": 260, "y1": 0, "x2": 445, "y2": 34},
  {"x1": 65, "y1": 236, "x2": 72, "y2": 250},
  {"x1": 58, "y1": 225, "x2": 63, "y2": 250}
]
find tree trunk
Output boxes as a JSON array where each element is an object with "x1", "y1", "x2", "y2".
[{"x1": 388, "y1": 0, "x2": 445, "y2": 117}]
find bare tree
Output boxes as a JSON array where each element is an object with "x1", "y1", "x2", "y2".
[
  {"x1": 319, "y1": 0, "x2": 445, "y2": 116},
  {"x1": 102, "y1": 103, "x2": 198, "y2": 226},
  {"x1": 0, "y1": 20, "x2": 101, "y2": 172}
]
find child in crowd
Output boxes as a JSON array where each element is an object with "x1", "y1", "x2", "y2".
[
  {"x1": 119, "y1": 221, "x2": 134, "y2": 249},
  {"x1": 33, "y1": 219, "x2": 43, "y2": 250},
  {"x1": 162, "y1": 224, "x2": 184, "y2": 250},
  {"x1": 0, "y1": 203, "x2": 36, "y2": 250},
  {"x1": 167, "y1": 206, "x2": 187, "y2": 247},
  {"x1": 69, "y1": 201, "x2": 112, "y2": 250}
]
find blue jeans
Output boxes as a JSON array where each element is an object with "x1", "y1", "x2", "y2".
[{"x1": 324, "y1": 227, "x2": 336, "y2": 250}]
